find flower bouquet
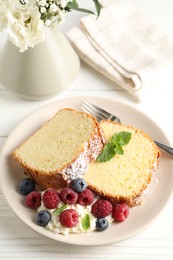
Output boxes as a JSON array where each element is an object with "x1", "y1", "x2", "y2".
[{"x1": 0, "y1": 0, "x2": 100, "y2": 52}]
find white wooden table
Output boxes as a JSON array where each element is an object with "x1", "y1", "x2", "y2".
[{"x1": 0, "y1": 1, "x2": 173, "y2": 259}]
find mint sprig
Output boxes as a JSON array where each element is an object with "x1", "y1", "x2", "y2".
[
  {"x1": 53, "y1": 204, "x2": 68, "y2": 215},
  {"x1": 96, "y1": 131, "x2": 132, "y2": 162}
]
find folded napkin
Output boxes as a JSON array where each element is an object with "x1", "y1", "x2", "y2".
[{"x1": 67, "y1": 1, "x2": 173, "y2": 100}]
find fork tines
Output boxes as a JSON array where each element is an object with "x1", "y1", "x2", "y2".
[
  {"x1": 81, "y1": 100, "x2": 108, "y2": 121},
  {"x1": 81, "y1": 99, "x2": 121, "y2": 123}
]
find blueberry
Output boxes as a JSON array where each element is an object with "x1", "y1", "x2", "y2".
[
  {"x1": 19, "y1": 178, "x2": 35, "y2": 195},
  {"x1": 95, "y1": 218, "x2": 109, "y2": 231},
  {"x1": 36, "y1": 210, "x2": 51, "y2": 226},
  {"x1": 70, "y1": 178, "x2": 87, "y2": 192}
]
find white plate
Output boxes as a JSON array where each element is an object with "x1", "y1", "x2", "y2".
[{"x1": 0, "y1": 96, "x2": 173, "y2": 246}]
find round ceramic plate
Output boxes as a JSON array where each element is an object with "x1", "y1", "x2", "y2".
[{"x1": 0, "y1": 96, "x2": 173, "y2": 246}]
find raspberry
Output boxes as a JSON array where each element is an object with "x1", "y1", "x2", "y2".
[
  {"x1": 60, "y1": 187, "x2": 78, "y2": 205},
  {"x1": 59, "y1": 209, "x2": 79, "y2": 228},
  {"x1": 77, "y1": 188, "x2": 95, "y2": 206},
  {"x1": 91, "y1": 199, "x2": 112, "y2": 218},
  {"x1": 112, "y1": 203, "x2": 129, "y2": 222},
  {"x1": 42, "y1": 188, "x2": 60, "y2": 209},
  {"x1": 25, "y1": 191, "x2": 41, "y2": 209}
]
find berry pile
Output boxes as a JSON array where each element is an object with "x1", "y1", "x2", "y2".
[{"x1": 18, "y1": 177, "x2": 130, "y2": 232}]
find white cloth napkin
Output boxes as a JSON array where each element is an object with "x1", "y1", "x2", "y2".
[{"x1": 67, "y1": 1, "x2": 173, "y2": 100}]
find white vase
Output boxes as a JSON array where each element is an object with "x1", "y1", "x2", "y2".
[{"x1": 0, "y1": 27, "x2": 80, "y2": 100}]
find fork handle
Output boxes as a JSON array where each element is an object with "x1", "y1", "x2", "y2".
[{"x1": 154, "y1": 140, "x2": 173, "y2": 157}]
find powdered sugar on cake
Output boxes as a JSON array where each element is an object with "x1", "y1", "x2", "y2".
[
  {"x1": 131, "y1": 158, "x2": 160, "y2": 206},
  {"x1": 60, "y1": 150, "x2": 89, "y2": 182},
  {"x1": 60, "y1": 134, "x2": 104, "y2": 182}
]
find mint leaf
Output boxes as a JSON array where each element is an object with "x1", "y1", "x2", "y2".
[
  {"x1": 53, "y1": 204, "x2": 68, "y2": 215},
  {"x1": 82, "y1": 214, "x2": 90, "y2": 231},
  {"x1": 96, "y1": 142, "x2": 116, "y2": 162},
  {"x1": 114, "y1": 145, "x2": 124, "y2": 155},
  {"x1": 112, "y1": 131, "x2": 132, "y2": 146},
  {"x1": 96, "y1": 131, "x2": 132, "y2": 162}
]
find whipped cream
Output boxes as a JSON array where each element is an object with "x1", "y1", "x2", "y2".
[
  {"x1": 38, "y1": 193, "x2": 114, "y2": 235},
  {"x1": 38, "y1": 202, "x2": 96, "y2": 235}
]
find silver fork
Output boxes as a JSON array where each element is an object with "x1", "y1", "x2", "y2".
[{"x1": 81, "y1": 100, "x2": 173, "y2": 157}]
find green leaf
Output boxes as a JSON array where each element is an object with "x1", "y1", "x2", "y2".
[
  {"x1": 114, "y1": 145, "x2": 124, "y2": 155},
  {"x1": 91, "y1": 0, "x2": 101, "y2": 17},
  {"x1": 53, "y1": 204, "x2": 68, "y2": 215},
  {"x1": 82, "y1": 214, "x2": 90, "y2": 231},
  {"x1": 112, "y1": 131, "x2": 132, "y2": 146},
  {"x1": 96, "y1": 142, "x2": 116, "y2": 162},
  {"x1": 66, "y1": 0, "x2": 101, "y2": 17},
  {"x1": 96, "y1": 131, "x2": 132, "y2": 162}
]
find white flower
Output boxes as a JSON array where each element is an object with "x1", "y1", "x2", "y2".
[
  {"x1": 0, "y1": 0, "x2": 100, "y2": 52},
  {"x1": 60, "y1": 0, "x2": 68, "y2": 8},
  {"x1": 44, "y1": 19, "x2": 51, "y2": 26},
  {"x1": 49, "y1": 3, "x2": 59, "y2": 13},
  {"x1": 40, "y1": 6, "x2": 46, "y2": 13},
  {"x1": 55, "y1": 0, "x2": 68, "y2": 8},
  {"x1": 7, "y1": 1, "x2": 45, "y2": 52},
  {"x1": 57, "y1": 9, "x2": 67, "y2": 23},
  {"x1": 37, "y1": 0, "x2": 47, "y2": 6}
]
